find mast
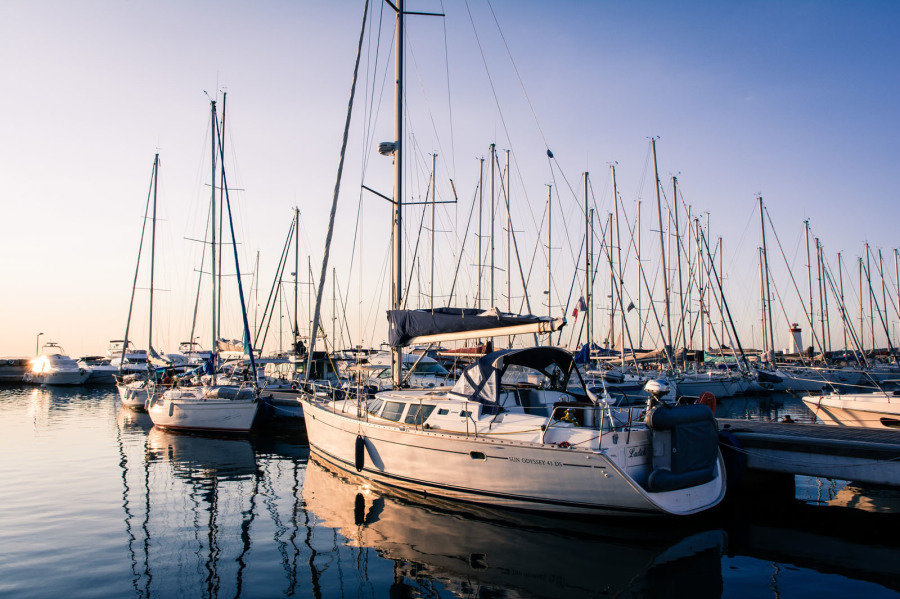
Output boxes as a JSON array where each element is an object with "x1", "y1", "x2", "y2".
[
  {"x1": 390, "y1": 0, "x2": 405, "y2": 387},
  {"x1": 838, "y1": 252, "x2": 847, "y2": 350},
  {"x1": 210, "y1": 100, "x2": 218, "y2": 357},
  {"x1": 859, "y1": 257, "x2": 865, "y2": 355},
  {"x1": 866, "y1": 242, "x2": 874, "y2": 352},
  {"x1": 148, "y1": 153, "x2": 159, "y2": 358},
  {"x1": 506, "y1": 149, "x2": 512, "y2": 318},
  {"x1": 217, "y1": 92, "x2": 227, "y2": 342},
  {"x1": 758, "y1": 247, "x2": 766, "y2": 353},
  {"x1": 696, "y1": 218, "x2": 705, "y2": 356},
  {"x1": 430, "y1": 152, "x2": 437, "y2": 309},
  {"x1": 759, "y1": 196, "x2": 775, "y2": 354},
  {"x1": 489, "y1": 142, "x2": 496, "y2": 307},
  {"x1": 637, "y1": 200, "x2": 643, "y2": 349},
  {"x1": 477, "y1": 157, "x2": 484, "y2": 309},
  {"x1": 294, "y1": 207, "x2": 300, "y2": 353},
  {"x1": 546, "y1": 184, "x2": 552, "y2": 327},
  {"x1": 673, "y1": 177, "x2": 686, "y2": 365},
  {"x1": 650, "y1": 138, "x2": 672, "y2": 362},
  {"x1": 611, "y1": 165, "x2": 625, "y2": 367},
  {"x1": 880, "y1": 248, "x2": 889, "y2": 353},
  {"x1": 583, "y1": 172, "x2": 591, "y2": 348},
  {"x1": 805, "y1": 220, "x2": 813, "y2": 342}
]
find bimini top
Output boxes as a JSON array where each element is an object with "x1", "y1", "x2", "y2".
[{"x1": 448, "y1": 346, "x2": 581, "y2": 406}]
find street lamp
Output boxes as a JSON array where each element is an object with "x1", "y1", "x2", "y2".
[{"x1": 35, "y1": 333, "x2": 44, "y2": 356}]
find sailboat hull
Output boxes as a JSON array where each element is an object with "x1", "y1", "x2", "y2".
[
  {"x1": 302, "y1": 398, "x2": 725, "y2": 517},
  {"x1": 148, "y1": 387, "x2": 259, "y2": 432}
]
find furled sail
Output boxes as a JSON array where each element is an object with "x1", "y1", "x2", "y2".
[{"x1": 388, "y1": 307, "x2": 565, "y2": 347}]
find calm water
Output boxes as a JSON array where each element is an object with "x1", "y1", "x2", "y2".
[{"x1": 0, "y1": 385, "x2": 897, "y2": 599}]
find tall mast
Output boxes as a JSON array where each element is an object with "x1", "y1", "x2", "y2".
[
  {"x1": 505, "y1": 149, "x2": 512, "y2": 317},
  {"x1": 489, "y1": 143, "x2": 496, "y2": 307},
  {"x1": 477, "y1": 157, "x2": 484, "y2": 309},
  {"x1": 148, "y1": 153, "x2": 159, "y2": 357},
  {"x1": 759, "y1": 196, "x2": 775, "y2": 354},
  {"x1": 217, "y1": 92, "x2": 227, "y2": 342},
  {"x1": 866, "y1": 242, "x2": 874, "y2": 351},
  {"x1": 636, "y1": 200, "x2": 642, "y2": 348},
  {"x1": 880, "y1": 248, "x2": 889, "y2": 352},
  {"x1": 390, "y1": 0, "x2": 405, "y2": 387},
  {"x1": 859, "y1": 257, "x2": 865, "y2": 355},
  {"x1": 210, "y1": 100, "x2": 218, "y2": 356},
  {"x1": 758, "y1": 247, "x2": 766, "y2": 353},
  {"x1": 816, "y1": 239, "x2": 828, "y2": 355},
  {"x1": 294, "y1": 207, "x2": 300, "y2": 352},
  {"x1": 583, "y1": 172, "x2": 591, "y2": 347},
  {"x1": 650, "y1": 139, "x2": 671, "y2": 361},
  {"x1": 805, "y1": 220, "x2": 814, "y2": 341},
  {"x1": 611, "y1": 165, "x2": 625, "y2": 366},
  {"x1": 430, "y1": 152, "x2": 437, "y2": 309},
  {"x1": 838, "y1": 252, "x2": 847, "y2": 350},
  {"x1": 696, "y1": 218, "x2": 706, "y2": 356},
  {"x1": 896, "y1": 248, "x2": 900, "y2": 348},
  {"x1": 673, "y1": 177, "x2": 686, "y2": 364},
  {"x1": 546, "y1": 185, "x2": 552, "y2": 328}
]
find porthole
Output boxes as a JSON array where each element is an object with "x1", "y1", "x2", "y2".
[{"x1": 469, "y1": 451, "x2": 486, "y2": 461}]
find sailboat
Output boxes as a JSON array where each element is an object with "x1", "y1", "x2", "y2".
[
  {"x1": 299, "y1": 3, "x2": 726, "y2": 517},
  {"x1": 116, "y1": 153, "x2": 162, "y2": 410},
  {"x1": 146, "y1": 99, "x2": 259, "y2": 433}
]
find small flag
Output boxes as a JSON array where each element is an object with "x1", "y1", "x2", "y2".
[
  {"x1": 572, "y1": 296, "x2": 587, "y2": 320},
  {"x1": 626, "y1": 301, "x2": 635, "y2": 312}
]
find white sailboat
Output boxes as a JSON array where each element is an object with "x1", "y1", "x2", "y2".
[
  {"x1": 300, "y1": 3, "x2": 725, "y2": 517},
  {"x1": 115, "y1": 153, "x2": 165, "y2": 410},
  {"x1": 147, "y1": 98, "x2": 259, "y2": 433}
]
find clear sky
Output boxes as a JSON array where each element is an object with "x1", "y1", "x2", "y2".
[{"x1": 2, "y1": 0, "x2": 898, "y2": 359}]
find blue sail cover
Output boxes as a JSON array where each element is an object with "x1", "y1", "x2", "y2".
[{"x1": 388, "y1": 308, "x2": 554, "y2": 348}]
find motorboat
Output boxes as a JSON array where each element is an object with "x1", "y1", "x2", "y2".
[
  {"x1": 107, "y1": 340, "x2": 149, "y2": 374},
  {"x1": 77, "y1": 356, "x2": 118, "y2": 385},
  {"x1": 302, "y1": 346, "x2": 726, "y2": 516},
  {"x1": 802, "y1": 390, "x2": 900, "y2": 429},
  {"x1": 0, "y1": 357, "x2": 30, "y2": 383},
  {"x1": 24, "y1": 343, "x2": 90, "y2": 385}
]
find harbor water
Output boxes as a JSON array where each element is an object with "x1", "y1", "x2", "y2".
[{"x1": 1, "y1": 385, "x2": 898, "y2": 599}]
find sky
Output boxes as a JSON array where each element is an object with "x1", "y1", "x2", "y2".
[{"x1": 2, "y1": 0, "x2": 898, "y2": 359}]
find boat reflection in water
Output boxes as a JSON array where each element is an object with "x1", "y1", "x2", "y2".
[
  {"x1": 118, "y1": 426, "x2": 261, "y2": 598},
  {"x1": 302, "y1": 456, "x2": 726, "y2": 599},
  {"x1": 145, "y1": 427, "x2": 257, "y2": 480}
]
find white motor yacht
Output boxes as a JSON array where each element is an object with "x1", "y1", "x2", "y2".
[
  {"x1": 802, "y1": 389, "x2": 900, "y2": 429},
  {"x1": 24, "y1": 343, "x2": 90, "y2": 385},
  {"x1": 77, "y1": 356, "x2": 118, "y2": 385}
]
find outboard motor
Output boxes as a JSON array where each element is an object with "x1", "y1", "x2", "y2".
[{"x1": 643, "y1": 378, "x2": 670, "y2": 406}]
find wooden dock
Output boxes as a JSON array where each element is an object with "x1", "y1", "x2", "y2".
[{"x1": 717, "y1": 418, "x2": 900, "y2": 487}]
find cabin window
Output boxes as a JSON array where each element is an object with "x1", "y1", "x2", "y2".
[
  {"x1": 437, "y1": 408, "x2": 449, "y2": 415},
  {"x1": 381, "y1": 401, "x2": 405, "y2": 421},
  {"x1": 459, "y1": 410, "x2": 472, "y2": 418},
  {"x1": 367, "y1": 398, "x2": 383, "y2": 415},
  {"x1": 405, "y1": 404, "x2": 436, "y2": 425},
  {"x1": 469, "y1": 451, "x2": 486, "y2": 461}
]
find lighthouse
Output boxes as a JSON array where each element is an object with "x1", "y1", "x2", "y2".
[{"x1": 789, "y1": 324, "x2": 802, "y2": 354}]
